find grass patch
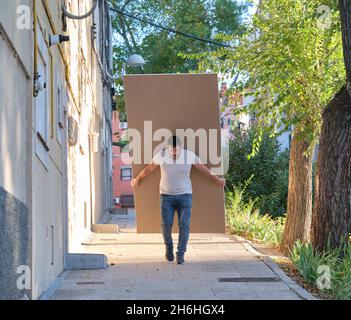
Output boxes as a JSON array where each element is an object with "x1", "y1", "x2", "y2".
[
  {"x1": 225, "y1": 185, "x2": 351, "y2": 300},
  {"x1": 225, "y1": 187, "x2": 285, "y2": 247},
  {"x1": 291, "y1": 241, "x2": 351, "y2": 300},
  {"x1": 274, "y1": 257, "x2": 330, "y2": 300}
]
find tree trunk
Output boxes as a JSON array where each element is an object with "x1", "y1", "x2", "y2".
[
  {"x1": 339, "y1": 0, "x2": 351, "y2": 84},
  {"x1": 280, "y1": 137, "x2": 314, "y2": 255},
  {"x1": 311, "y1": 87, "x2": 351, "y2": 250},
  {"x1": 310, "y1": 1, "x2": 351, "y2": 251}
]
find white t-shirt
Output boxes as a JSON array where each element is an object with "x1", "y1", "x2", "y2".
[{"x1": 152, "y1": 148, "x2": 200, "y2": 195}]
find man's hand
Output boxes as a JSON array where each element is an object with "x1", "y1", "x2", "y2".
[
  {"x1": 215, "y1": 177, "x2": 226, "y2": 187},
  {"x1": 130, "y1": 163, "x2": 158, "y2": 189},
  {"x1": 131, "y1": 177, "x2": 140, "y2": 189},
  {"x1": 194, "y1": 163, "x2": 226, "y2": 187}
]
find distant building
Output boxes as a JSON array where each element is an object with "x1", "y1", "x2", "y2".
[
  {"x1": 219, "y1": 82, "x2": 254, "y2": 139},
  {"x1": 219, "y1": 82, "x2": 291, "y2": 152},
  {"x1": 112, "y1": 112, "x2": 134, "y2": 209}
]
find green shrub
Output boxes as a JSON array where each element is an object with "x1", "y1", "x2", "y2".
[
  {"x1": 330, "y1": 245, "x2": 351, "y2": 300},
  {"x1": 291, "y1": 241, "x2": 351, "y2": 300},
  {"x1": 290, "y1": 241, "x2": 339, "y2": 284},
  {"x1": 225, "y1": 127, "x2": 289, "y2": 217},
  {"x1": 225, "y1": 187, "x2": 285, "y2": 247}
]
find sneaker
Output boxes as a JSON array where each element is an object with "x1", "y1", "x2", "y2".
[
  {"x1": 165, "y1": 246, "x2": 174, "y2": 262},
  {"x1": 176, "y1": 252, "x2": 185, "y2": 265}
]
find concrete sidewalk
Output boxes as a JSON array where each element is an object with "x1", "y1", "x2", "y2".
[{"x1": 45, "y1": 210, "x2": 314, "y2": 300}]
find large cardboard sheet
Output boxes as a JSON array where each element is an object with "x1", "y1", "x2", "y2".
[{"x1": 124, "y1": 73, "x2": 225, "y2": 233}]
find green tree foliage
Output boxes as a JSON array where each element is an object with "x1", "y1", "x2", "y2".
[
  {"x1": 109, "y1": 0, "x2": 248, "y2": 116},
  {"x1": 291, "y1": 241, "x2": 351, "y2": 300},
  {"x1": 190, "y1": 0, "x2": 345, "y2": 150},
  {"x1": 214, "y1": 0, "x2": 247, "y2": 35},
  {"x1": 184, "y1": 0, "x2": 345, "y2": 254},
  {"x1": 226, "y1": 127, "x2": 289, "y2": 217}
]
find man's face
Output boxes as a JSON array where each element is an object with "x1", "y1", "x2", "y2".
[{"x1": 168, "y1": 145, "x2": 181, "y2": 159}]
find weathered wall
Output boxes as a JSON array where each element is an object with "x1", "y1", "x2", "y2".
[
  {"x1": 0, "y1": 188, "x2": 31, "y2": 300},
  {"x1": 66, "y1": 0, "x2": 113, "y2": 249},
  {"x1": 0, "y1": 1, "x2": 32, "y2": 298},
  {"x1": 64, "y1": 0, "x2": 93, "y2": 253},
  {"x1": 31, "y1": 0, "x2": 66, "y2": 299},
  {"x1": 0, "y1": 1, "x2": 32, "y2": 206},
  {"x1": 0, "y1": 0, "x2": 113, "y2": 299}
]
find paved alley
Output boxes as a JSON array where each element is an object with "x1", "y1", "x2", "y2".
[{"x1": 45, "y1": 210, "x2": 314, "y2": 300}]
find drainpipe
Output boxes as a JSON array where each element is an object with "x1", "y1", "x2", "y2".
[
  {"x1": 92, "y1": 0, "x2": 117, "y2": 84},
  {"x1": 33, "y1": 0, "x2": 38, "y2": 97},
  {"x1": 89, "y1": 129, "x2": 94, "y2": 227},
  {"x1": 92, "y1": 30, "x2": 107, "y2": 85},
  {"x1": 91, "y1": 1, "x2": 108, "y2": 86}
]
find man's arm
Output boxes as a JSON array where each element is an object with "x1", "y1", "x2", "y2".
[
  {"x1": 193, "y1": 163, "x2": 225, "y2": 187},
  {"x1": 131, "y1": 163, "x2": 158, "y2": 188}
]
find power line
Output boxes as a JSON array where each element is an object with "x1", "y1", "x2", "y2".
[{"x1": 108, "y1": 4, "x2": 234, "y2": 49}]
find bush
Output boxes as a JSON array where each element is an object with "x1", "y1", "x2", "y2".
[
  {"x1": 290, "y1": 241, "x2": 339, "y2": 284},
  {"x1": 225, "y1": 186, "x2": 285, "y2": 247},
  {"x1": 291, "y1": 241, "x2": 351, "y2": 300},
  {"x1": 225, "y1": 127, "x2": 289, "y2": 217}
]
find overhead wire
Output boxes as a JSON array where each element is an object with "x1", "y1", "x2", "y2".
[{"x1": 108, "y1": 3, "x2": 234, "y2": 49}]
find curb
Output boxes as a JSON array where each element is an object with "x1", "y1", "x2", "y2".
[
  {"x1": 65, "y1": 253, "x2": 108, "y2": 270},
  {"x1": 39, "y1": 270, "x2": 70, "y2": 300},
  {"x1": 234, "y1": 235, "x2": 318, "y2": 300}
]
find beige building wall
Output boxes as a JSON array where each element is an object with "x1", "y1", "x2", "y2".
[
  {"x1": 0, "y1": 0, "x2": 32, "y2": 205},
  {"x1": 1, "y1": 0, "x2": 113, "y2": 299},
  {"x1": 32, "y1": 0, "x2": 113, "y2": 294},
  {"x1": 31, "y1": 0, "x2": 66, "y2": 299},
  {"x1": 64, "y1": 0, "x2": 113, "y2": 254},
  {"x1": 0, "y1": 0, "x2": 33, "y2": 300}
]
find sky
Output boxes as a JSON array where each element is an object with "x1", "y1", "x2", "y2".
[{"x1": 241, "y1": 0, "x2": 259, "y2": 20}]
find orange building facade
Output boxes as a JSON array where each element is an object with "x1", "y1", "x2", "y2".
[{"x1": 112, "y1": 111, "x2": 134, "y2": 208}]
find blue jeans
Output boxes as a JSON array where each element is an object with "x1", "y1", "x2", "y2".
[{"x1": 160, "y1": 193, "x2": 192, "y2": 254}]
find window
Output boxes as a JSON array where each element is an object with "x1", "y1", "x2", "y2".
[{"x1": 120, "y1": 167, "x2": 132, "y2": 181}]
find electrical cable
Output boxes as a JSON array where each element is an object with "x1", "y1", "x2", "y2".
[
  {"x1": 108, "y1": 3, "x2": 234, "y2": 49},
  {"x1": 62, "y1": 0, "x2": 98, "y2": 20}
]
